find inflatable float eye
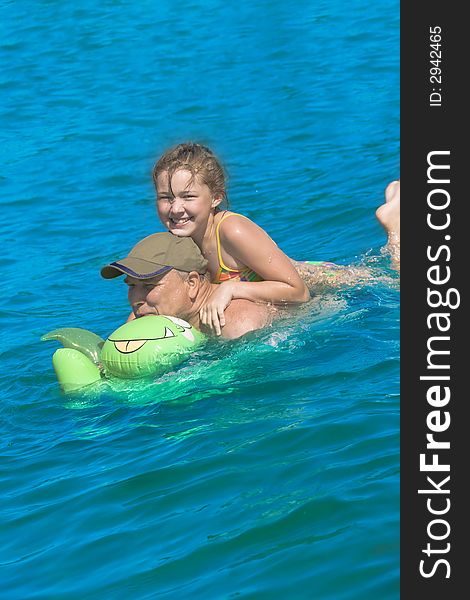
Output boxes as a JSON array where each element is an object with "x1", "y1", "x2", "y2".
[{"x1": 161, "y1": 315, "x2": 196, "y2": 342}]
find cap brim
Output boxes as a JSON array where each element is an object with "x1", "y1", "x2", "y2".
[{"x1": 100, "y1": 258, "x2": 172, "y2": 280}]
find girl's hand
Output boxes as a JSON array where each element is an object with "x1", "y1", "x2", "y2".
[{"x1": 199, "y1": 282, "x2": 234, "y2": 336}]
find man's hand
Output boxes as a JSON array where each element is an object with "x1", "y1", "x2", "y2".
[{"x1": 199, "y1": 282, "x2": 234, "y2": 336}]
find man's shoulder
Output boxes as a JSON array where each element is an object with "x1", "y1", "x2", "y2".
[{"x1": 221, "y1": 299, "x2": 275, "y2": 339}]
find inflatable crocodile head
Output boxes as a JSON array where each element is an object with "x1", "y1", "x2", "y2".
[{"x1": 100, "y1": 315, "x2": 204, "y2": 378}]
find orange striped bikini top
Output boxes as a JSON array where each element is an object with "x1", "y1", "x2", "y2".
[{"x1": 213, "y1": 212, "x2": 263, "y2": 284}]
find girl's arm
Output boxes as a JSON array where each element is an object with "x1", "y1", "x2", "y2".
[{"x1": 200, "y1": 216, "x2": 309, "y2": 335}]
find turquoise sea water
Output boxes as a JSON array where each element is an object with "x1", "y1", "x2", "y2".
[{"x1": 1, "y1": 1, "x2": 399, "y2": 598}]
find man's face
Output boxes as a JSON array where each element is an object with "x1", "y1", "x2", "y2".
[{"x1": 125, "y1": 270, "x2": 189, "y2": 319}]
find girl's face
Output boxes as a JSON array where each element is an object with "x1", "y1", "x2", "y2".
[{"x1": 156, "y1": 169, "x2": 221, "y2": 240}]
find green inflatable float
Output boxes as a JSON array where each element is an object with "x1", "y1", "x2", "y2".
[{"x1": 42, "y1": 315, "x2": 205, "y2": 393}]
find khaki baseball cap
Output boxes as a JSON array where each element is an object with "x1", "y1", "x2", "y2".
[{"x1": 100, "y1": 232, "x2": 208, "y2": 279}]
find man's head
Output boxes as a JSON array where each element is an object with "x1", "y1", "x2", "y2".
[{"x1": 101, "y1": 233, "x2": 209, "y2": 319}]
